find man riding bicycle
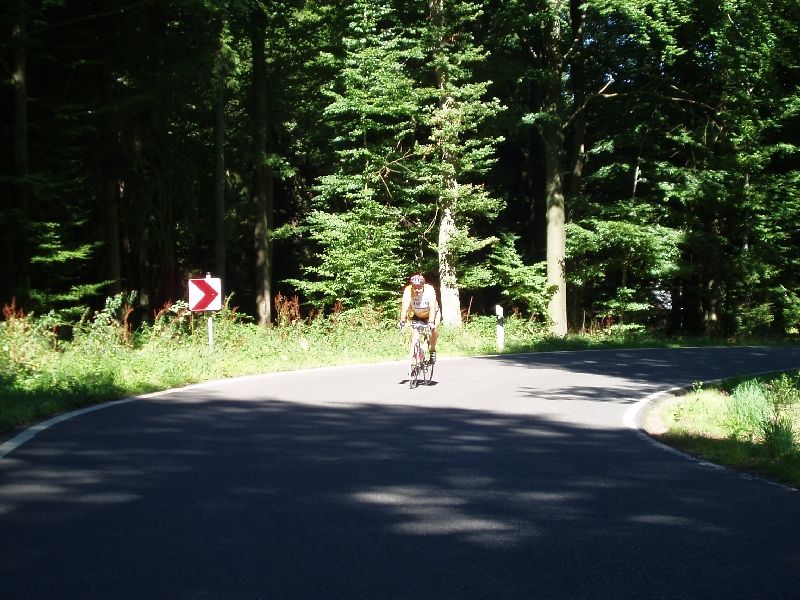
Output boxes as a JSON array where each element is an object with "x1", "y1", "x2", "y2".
[{"x1": 398, "y1": 274, "x2": 440, "y2": 364}]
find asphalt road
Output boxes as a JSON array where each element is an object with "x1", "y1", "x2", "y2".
[{"x1": 2, "y1": 346, "x2": 800, "y2": 599}]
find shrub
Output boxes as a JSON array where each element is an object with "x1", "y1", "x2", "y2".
[
  {"x1": 761, "y1": 374, "x2": 800, "y2": 458},
  {"x1": 762, "y1": 413, "x2": 795, "y2": 458},
  {"x1": 726, "y1": 380, "x2": 770, "y2": 441}
]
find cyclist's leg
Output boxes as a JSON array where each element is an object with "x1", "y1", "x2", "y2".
[
  {"x1": 425, "y1": 353, "x2": 434, "y2": 384},
  {"x1": 429, "y1": 307, "x2": 441, "y2": 353},
  {"x1": 408, "y1": 324, "x2": 420, "y2": 377}
]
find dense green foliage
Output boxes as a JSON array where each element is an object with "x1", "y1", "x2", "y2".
[{"x1": 2, "y1": 0, "x2": 799, "y2": 335}]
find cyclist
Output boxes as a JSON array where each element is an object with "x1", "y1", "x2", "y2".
[{"x1": 397, "y1": 274, "x2": 440, "y2": 364}]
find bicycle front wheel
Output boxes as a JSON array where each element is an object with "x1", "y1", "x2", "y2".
[
  {"x1": 419, "y1": 355, "x2": 428, "y2": 387},
  {"x1": 424, "y1": 359, "x2": 434, "y2": 385},
  {"x1": 409, "y1": 341, "x2": 425, "y2": 389},
  {"x1": 409, "y1": 352, "x2": 420, "y2": 388}
]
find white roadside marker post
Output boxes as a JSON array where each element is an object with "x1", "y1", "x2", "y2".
[
  {"x1": 496, "y1": 304, "x2": 504, "y2": 351},
  {"x1": 205, "y1": 273, "x2": 214, "y2": 351}
]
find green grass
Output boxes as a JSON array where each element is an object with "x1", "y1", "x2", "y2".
[
  {"x1": 649, "y1": 373, "x2": 800, "y2": 489},
  {"x1": 0, "y1": 298, "x2": 800, "y2": 492},
  {"x1": 0, "y1": 310, "x2": 605, "y2": 433}
]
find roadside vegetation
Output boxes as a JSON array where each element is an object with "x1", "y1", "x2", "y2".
[
  {"x1": 4, "y1": 294, "x2": 800, "y2": 495},
  {"x1": 647, "y1": 373, "x2": 800, "y2": 489},
  {"x1": 1, "y1": 292, "x2": 783, "y2": 436},
  {"x1": 0, "y1": 294, "x2": 637, "y2": 434}
]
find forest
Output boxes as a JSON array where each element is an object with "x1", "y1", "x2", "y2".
[{"x1": 3, "y1": 0, "x2": 799, "y2": 336}]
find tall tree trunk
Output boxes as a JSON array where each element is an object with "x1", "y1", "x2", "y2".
[
  {"x1": 11, "y1": 0, "x2": 30, "y2": 299},
  {"x1": 543, "y1": 119, "x2": 567, "y2": 336},
  {"x1": 438, "y1": 200, "x2": 461, "y2": 326},
  {"x1": 251, "y1": 17, "x2": 274, "y2": 327},
  {"x1": 542, "y1": 1, "x2": 568, "y2": 336},
  {"x1": 137, "y1": 197, "x2": 151, "y2": 319},
  {"x1": 105, "y1": 180, "x2": 122, "y2": 295},
  {"x1": 563, "y1": 0, "x2": 587, "y2": 326},
  {"x1": 102, "y1": 60, "x2": 121, "y2": 295},
  {"x1": 566, "y1": 0, "x2": 587, "y2": 203},
  {"x1": 431, "y1": 0, "x2": 462, "y2": 327},
  {"x1": 214, "y1": 75, "x2": 226, "y2": 281},
  {"x1": 704, "y1": 257, "x2": 721, "y2": 336},
  {"x1": 436, "y1": 123, "x2": 463, "y2": 326}
]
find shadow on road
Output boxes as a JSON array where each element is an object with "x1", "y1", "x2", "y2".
[
  {"x1": 481, "y1": 346, "x2": 800, "y2": 385},
  {"x1": 3, "y1": 383, "x2": 800, "y2": 599}
]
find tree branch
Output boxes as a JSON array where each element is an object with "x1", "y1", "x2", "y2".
[
  {"x1": 564, "y1": 77, "x2": 615, "y2": 128},
  {"x1": 30, "y1": 0, "x2": 155, "y2": 35}
]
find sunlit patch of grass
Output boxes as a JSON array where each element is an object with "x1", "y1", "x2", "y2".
[
  {"x1": 651, "y1": 372, "x2": 800, "y2": 489},
  {"x1": 725, "y1": 380, "x2": 770, "y2": 442},
  {"x1": 660, "y1": 388, "x2": 730, "y2": 440}
]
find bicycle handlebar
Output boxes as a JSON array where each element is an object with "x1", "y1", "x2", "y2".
[{"x1": 398, "y1": 321, "x2": 435, "y2": 334}]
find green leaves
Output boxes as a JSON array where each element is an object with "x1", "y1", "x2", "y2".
[
  {"x1": 293, "y1": 0, "x2": 508, "y2": 313},
  {"x1": 9, "y1": 0, "x2": 800, "y2": 335},
  {"x1": 291, "y1": 0, "x2": 421, "y2": 308},
  {"x1": 287, "y1": 201, "x2": 404, "y2": 310},
  {"x1": 566, "y1": 218, "x2": 682, "y2": 319},
  {"x1": 489, "y1": 234, "x2": 550, "y2": 319}
]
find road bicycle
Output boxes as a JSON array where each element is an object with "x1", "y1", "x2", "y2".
[{"x1": 405, "y1": 321, "x2": 434, "y2": 388}]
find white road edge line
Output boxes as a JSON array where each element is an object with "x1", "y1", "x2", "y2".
[
  {"x1": 3, "y1": 351, "x2": 797, "y2": 471},
  {"x1": 0, "y1": 383, "x2": 203, "y2": 460},
  {"x1": 0, "y1": 377, "x2": 265, "y2": 461},
  {"x1": 624, "y1": 384, "x2": 797, "y2": 492},
  {"x1": 0, "y1": 398, "x2": 133, "y2": 460},
  {"x1": 0, "y1": 359, "x2": 412, "y2": 461},
  {"x1": 623, "y1": 387, "x2": 701, "y2": 460}
]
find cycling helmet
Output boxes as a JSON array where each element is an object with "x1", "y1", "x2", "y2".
[{"x1": 409, "y1": 274, "x2": 425, "y2": 286}]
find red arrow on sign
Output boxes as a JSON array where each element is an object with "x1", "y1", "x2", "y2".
[{"x1": 188, "y1": 278, "x2": 221, "y2": 311}]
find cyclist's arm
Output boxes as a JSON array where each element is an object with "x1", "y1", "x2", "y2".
[{"x1": 399, "y1": 286, "x2": 411, "y2": 321}]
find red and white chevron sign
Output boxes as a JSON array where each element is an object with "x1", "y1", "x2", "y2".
[{"x1": 188, "y1": 277, "x2": 222, "y2": 311}]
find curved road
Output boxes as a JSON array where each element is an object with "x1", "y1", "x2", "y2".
[{"x1": 2, "y1": 346, "x2": 800, "y2": 599}]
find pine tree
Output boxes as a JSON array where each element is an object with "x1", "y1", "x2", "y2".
[{"x1": 290, "y1": 0, "x2": 422, "y2": 310}]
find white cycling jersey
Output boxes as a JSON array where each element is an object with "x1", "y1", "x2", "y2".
[{"x1": 401, "y1": 283, "x2": 439, "y2": 323}]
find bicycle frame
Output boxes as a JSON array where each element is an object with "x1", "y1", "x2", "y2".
[{"x1": 407, "y1": 321, "x2": 433, "y2": 388}]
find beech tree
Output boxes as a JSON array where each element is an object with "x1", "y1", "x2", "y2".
[{"x1": 424, "y1": 0, "x2": 505, "y2": 326}]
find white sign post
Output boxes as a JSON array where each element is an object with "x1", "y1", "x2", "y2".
[
  {"x1": 189, "y1": 274, "x2": 222, "y2": 350},
  {"x1": 496, "y1": 304, "x2": 504, "y2": 351}
]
